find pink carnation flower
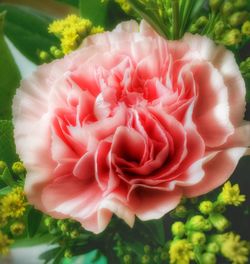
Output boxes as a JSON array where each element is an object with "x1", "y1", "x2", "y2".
[{"x1": 13, "y1": 20, "x2": 250, "y2": 233}]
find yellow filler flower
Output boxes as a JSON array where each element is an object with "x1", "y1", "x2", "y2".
[
  {"x1": 1, "y1": 187, "x2": 26, "y2": 218},
  {"x1": 221, "y1": 232, "x2": 249, "y2": 264},
  {"x1": 218, "y1": 182, "x2": 246, "y2": 206},
  {"x1": 169, "y1": 239, "x2": 195, "y2": 264},
  {"x1": 0, "y1": 231, "x2": 13, "y2": 256},
  {"x1": 48, "y1": 15, "x2": 104, "y2": 55}
]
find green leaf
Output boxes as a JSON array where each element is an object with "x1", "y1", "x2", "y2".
[
  {"x1": 142, "y1": 219, "x2": 166, "y2": 245},
  {"x1": 0, "y1": 186, "x2": 11, "y2": 195},
  {"x1": 39, "y1": 247, "x2": 62, "y2": 264},
  {"x1": 0, "y1": 120, "x2": 19, "y2": 166},
  {"x1": 53, "y1": 249, "x2": 65, "y2": 264},
  {"x1": 13, "y1": 234, "x2": 53, "y2": 248},
  {"x1": 1, "y1": 167, "x2": 15, "y2": 186},
  {"x1": 39, "y1": 247, "x2": 65, "y2": 264},
  {"x1": 0, "y1": 4, "x2": 59, "y2": 64},
  {"x1": 179, "y1": 0, "x2": 206, "y2": 37},
  {"x1": 0, "y1": 12, "x2": 21, "y2": 119},
  {"x1": 27, "y1": 207, "x2": 43, "y2": 238},
  {"x1": 189, "y1": 0, "x2": 206, "y2": 21},
  {"x1": 56, "y1": 0, "x2": 79, "y2": 7},
  {"x1": 79, "y1": 0, "x2": 108, "y2": 27},
  {"x1": 127, "y1": 0, "x2": 169, "y2": 38}
]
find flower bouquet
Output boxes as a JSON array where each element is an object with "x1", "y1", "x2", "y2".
[{"x1": 0, "y1": 0, "x2": 250, "y2": 263}]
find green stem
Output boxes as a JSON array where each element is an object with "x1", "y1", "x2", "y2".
[
  {"x1": 172, "y1": 0, "x2": 180, "y2": 39},
  {"x1": 128, "y1": 0, "x2": 169, "y2": 38},
  {"x1": 180, "y1": 0, "x2": 192, "y2": 37},
  {"x1": 203, "y1": 12, "x2": 219, "y2": 37}
]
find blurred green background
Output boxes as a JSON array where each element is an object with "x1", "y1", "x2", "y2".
[{"x1": 0, "y1": 0, "x2": 249, "y2": 263}]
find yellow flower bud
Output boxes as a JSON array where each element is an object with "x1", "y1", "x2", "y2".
[
  {"x1": 189, "y1": 232, "x2": 206, "y2": 246},
  {"x1": 171, "y1": 221, "x2": 185, "y2": 237},
  {"x1": 221, "y1": 1, "x2": 234, "y2": 16},
  {"x1": 141, "y1": 255, "x2": 150, "y2": 264},
  {"x1": 203, "y1": 219, "x2": 213, "y2": 231},
  {"x1": 70, "y1": 230, "x2": 80, "y2": 239},
  {"x1": 64, "y1": 249, "x2": 72, "y2": 259},
  {"x1": 199, "y1": 200, "x2": 213, "y2": 215},
  {"x1": 242, "y1": 21, "x2": 250, "y2": 36},
  {"x1": 60, "y1": 223, "x2": 69, "y2": 233},
  {"x1": 201, "y1": 252, "x2": 216, "y2": 264},
  {"x1": 115, "y1": 0, "x2": 132, "y2": 14},
  {"x1": 206, "y1": 242, "x2": 220, "y2": 253},
  {"x1": 0, "y1": 161, "x2": 7, "y2": 174},
  {"x1": 196, "y1": 16, "x2": 208, "y2": 28},
  {"x1": 214, "y1": 20, "x2": 226, "y2": 37},
  {"x1": 229, "y1": 12, "x2": 249, "y2": 27},
  {"x1": 189, "y1": 24, "x2": 199, "y2": 34},
  {"x1": 54, "y1": 49, "x2": 64, "y2": 59},
  {"x1": 50, "y1": 46, "x2": 58, "y2": 54},
  {"x1": 186, "y1": 215, "x2": 207, "y2": 231},
  {"x1": 143, "y1": 245, "x2": 151, "y2": 254},
  {"x1": 209, "y1": 213, "x2": 230, "y2": 232},
  {"x1": 222, "y1": 29, "x2": 242, "y2": 46},
  {"x1": 10, "y1": 222, "x2": 25, "y2": 236},
  {"x1": 12, "y1": 161, "x2": 26, "y2": 176},
  {"x1": 123, "y1": 254, "x2": 132, "y2": 264},
  {"x1": 39, "y1": 51, "x2": 50, "y2": 62}
]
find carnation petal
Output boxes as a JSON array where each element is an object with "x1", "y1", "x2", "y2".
[
  {"x1": 98, "y1": 199, "x2": 135, "y2": 230},
  {"x1": 129, "y1": 186, "x2": 182, "y2": 220},
  {"x1": 183, "y1": 147, "x2": 247, "y2": 197},
  {"x1": 114, "y1": 20, "x2": 139, "y2": 33},
  {"x1": 183, "y1": 33, "x2": 246, "y2": 127},
  {"x1": 190, "y1": 62, "x2": 234, "y2": 147},
  {"x1": 220, "y1": 122, "x2": 250, "y2": 149}
]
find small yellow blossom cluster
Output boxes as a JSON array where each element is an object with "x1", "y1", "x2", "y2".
[
  {"x1": 167, "y1": 181, "x2": 249, "y2": 264},
  {"x1": 169, "y1": 239, "x2": 194, "y2": 264},
  {"x1": 0, "y1": 187, "x2": 27, "y2": 219},
  {"x1": 0, "y1": 186, "x2": 27, "y2": 256},
  {"x1": 221, "y1": 232, "x2": 249, "y2": 264},
  {"x1": 48, "y1": 14, "x2": 104, "y2": 55},
  {"x1": 0, "y1": 231, "x2": 13, "y2": 256},
  {"x1": 189, "y1": 0, "x2": 250, "y2": 46},
  {"x1": 218, "y1": 181, "x2": 246, "y2": 206}
]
